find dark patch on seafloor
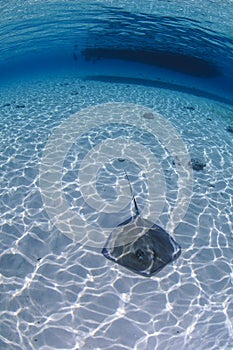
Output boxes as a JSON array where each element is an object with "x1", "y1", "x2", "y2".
[
  {"x1": 15, "y1": 104, "x2": 26, "y2": 109},
  {"x1": 189, "y1": 158, "x2": 206, "y2": 171},
  {"x1": 181, "y1": 105, "x2": 195, "y2": 111},
  {"x1": 2, "y1": 103, "x2": 11, "y2": 108},
  {"x1": 226, "y1": 125, "x2": 233, "y2": 133},
  {"x1": 142, "y1": 112, "x2": 155, "y2": 120}
]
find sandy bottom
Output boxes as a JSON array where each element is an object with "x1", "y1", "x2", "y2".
[{"x1": 0, "y1": 71, "x2": 233, "y2": 350}]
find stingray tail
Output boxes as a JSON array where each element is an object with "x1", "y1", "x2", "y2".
[{"x1": 123, "y1": 170, "x2": 140, "y2": 216}]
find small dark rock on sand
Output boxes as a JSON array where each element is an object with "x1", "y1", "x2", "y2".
[
  {"x1": 189, "y1": 158, "x2": 206, "y2": 171},
  {"x1": 226, "y1": 126, "x2": 233, "y2": 133},
  {"x1": 142, "y1": 112, "x2": 155, "y2": 120}
]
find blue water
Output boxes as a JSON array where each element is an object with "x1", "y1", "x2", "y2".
[
  {"x1": 1, "y1": 2, "x2": 233, "y2": 101},
  {"x1": 1, "y1": 1, "x2": 233, "y2": 350}
]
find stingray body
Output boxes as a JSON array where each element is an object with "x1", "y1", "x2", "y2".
[{"x1": 102, "y1": 170, "x2": 181, "y2": 277}]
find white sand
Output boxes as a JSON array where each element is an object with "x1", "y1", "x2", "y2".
[{"x1": 0, "y1": 70, "x2": 233, "y2": 350}]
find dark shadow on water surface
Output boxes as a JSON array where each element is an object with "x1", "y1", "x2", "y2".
[{"x1": 82, "y1": 48, "x2": 221, "y2": 78}]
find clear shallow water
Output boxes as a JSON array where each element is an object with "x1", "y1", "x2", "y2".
[{"x1": 0, "y1": 1, "x2": 233, "y2": 350}]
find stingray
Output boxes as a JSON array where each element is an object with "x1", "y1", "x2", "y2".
[{"x1": 102, "y1": 170, "x2": 181, "y2": 277}]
